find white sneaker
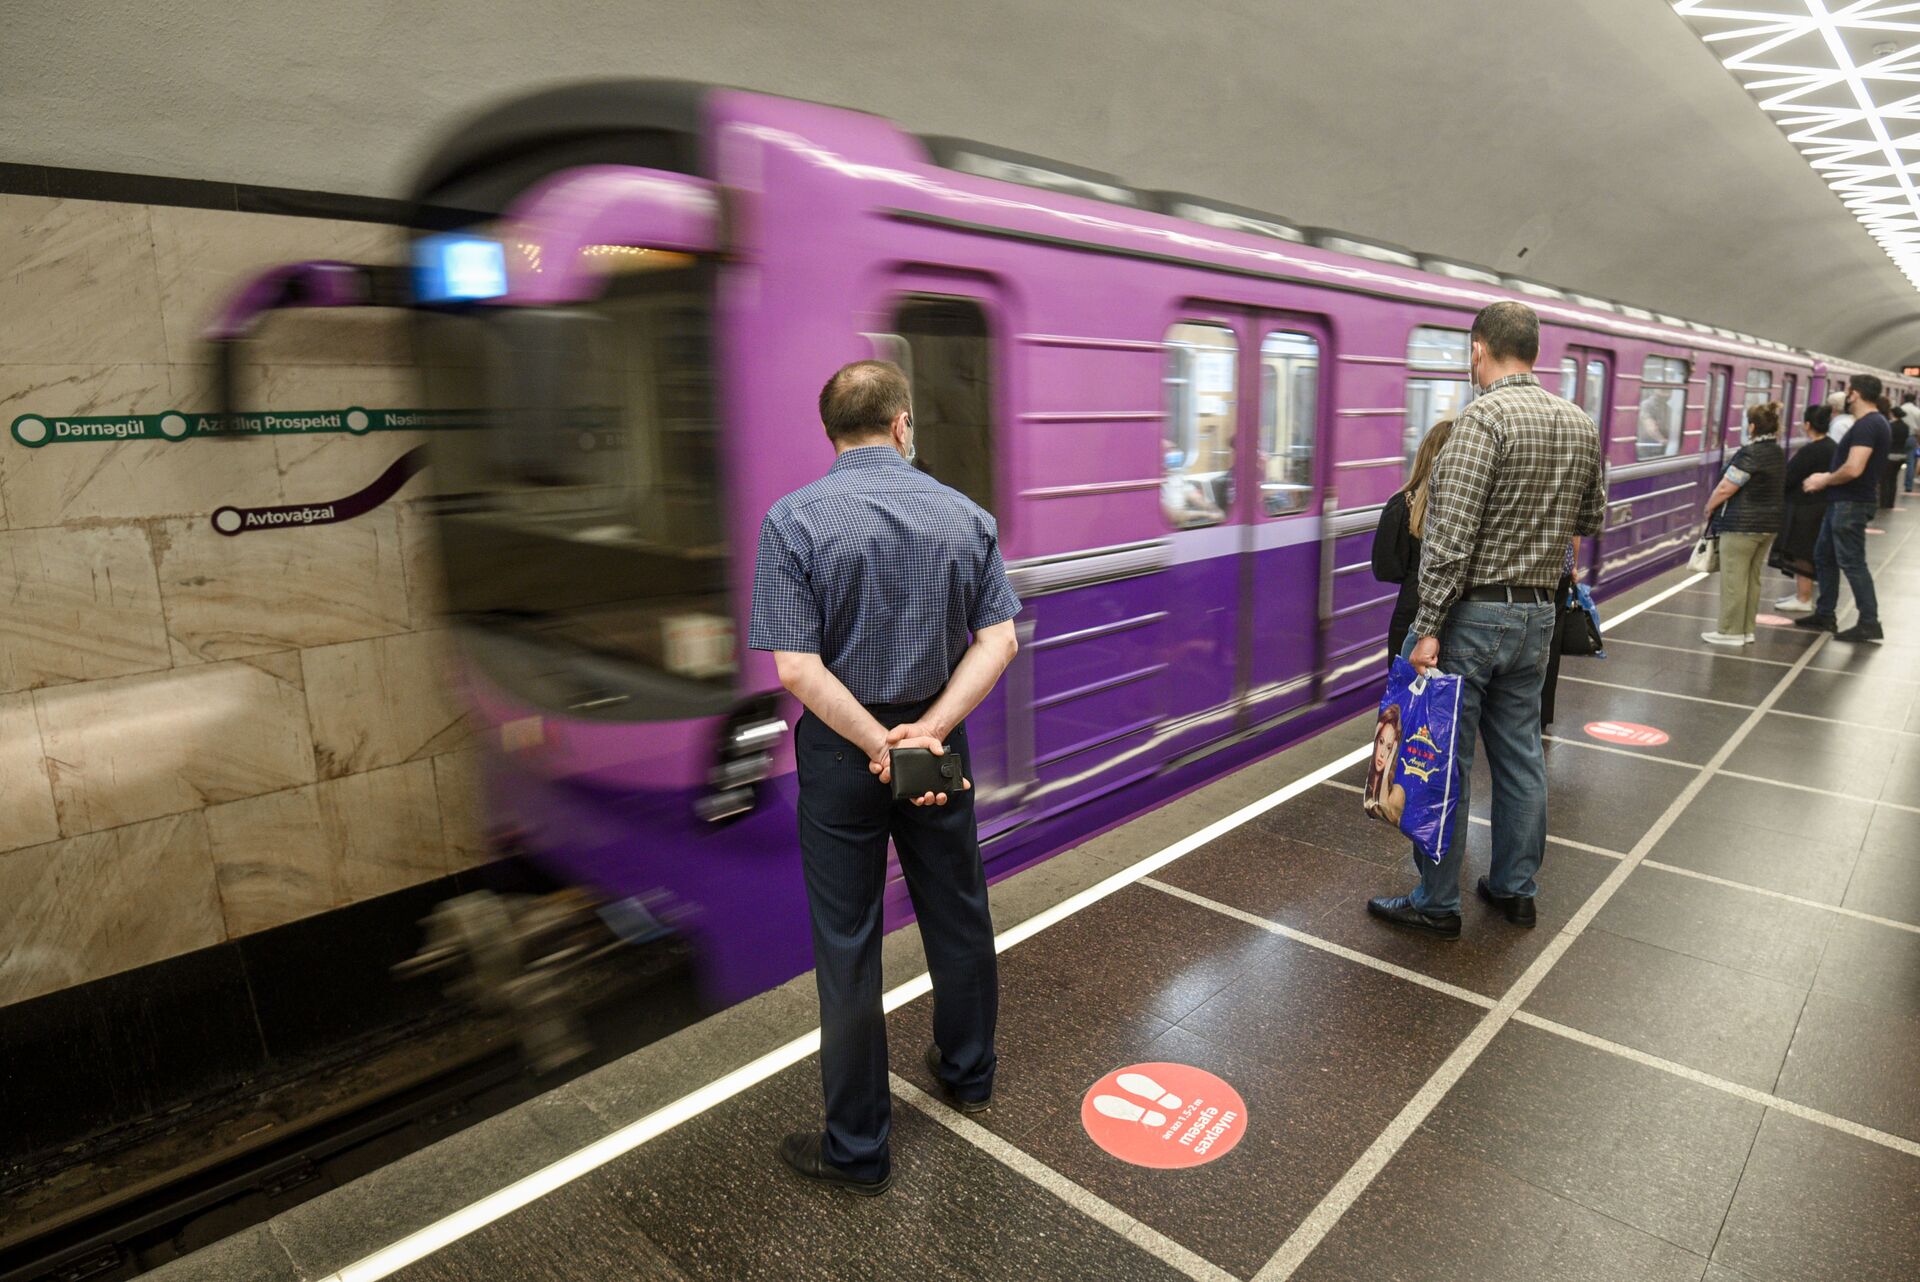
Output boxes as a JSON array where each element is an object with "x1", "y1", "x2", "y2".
[
  {"x1": 1774, "y1": 596, "x2": 1814, "y2": 614},
  {"x1": 1744, "y1": 633, "x2": 1757, "y2": 644},
  {"x1": 1701, "y1": 631, "x2": 1747, "y2": 647}
]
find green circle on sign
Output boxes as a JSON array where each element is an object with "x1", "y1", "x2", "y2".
[
  {"x1": 346, "y1": 407, "x2": 372, "y2": 433},
  {"x1": 12, "y1": 416, "x2": 49, "y2": 447},
  {"x1": 158, "y1": 412, "x2": 189, "y2": 440}
]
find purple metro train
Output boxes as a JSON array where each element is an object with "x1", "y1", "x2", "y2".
[{"x1": 213, "y1": 80, "x2": 1912, "y2": 1011}]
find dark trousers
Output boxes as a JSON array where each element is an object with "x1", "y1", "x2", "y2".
[
  {"x1": 1813, "y1": 500, "x2": 1879, "y2": 628},
  {"x1": 794, "y1": 707, "x2": 997, "y2": 1181}
]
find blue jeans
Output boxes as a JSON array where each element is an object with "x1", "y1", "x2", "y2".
[
  {"x1": 1813, "y1": 500, "x2": 1878, "y2": 627},
  {"x1": 1407, "y1": 600, "x2": 1557, "y2": 915}
]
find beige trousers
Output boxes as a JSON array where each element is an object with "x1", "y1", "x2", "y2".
[{"x1": 1717, "y1": 532, "x2": 1775, "y2": 636}]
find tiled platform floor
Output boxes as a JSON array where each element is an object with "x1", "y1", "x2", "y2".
[{"x1": 154, "y1": 497, "x2": 1920, "y2": 1282}]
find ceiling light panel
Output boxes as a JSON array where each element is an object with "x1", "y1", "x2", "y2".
[{"x1": 1674, "y1": 1, "x2": 1920, "y2": 288}]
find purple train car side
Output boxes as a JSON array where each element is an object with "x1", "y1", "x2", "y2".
[{"x1": 212, "y1": 80, "x2": 1914, "y2": 1011}]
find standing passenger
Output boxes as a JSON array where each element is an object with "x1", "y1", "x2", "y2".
[
  {"x1": 1371, "y1": 419, "x2": 1456, "y2": 665},
  {"x1": 1903, "y1": 397, "x2": 1920, "y2": 494},
  {"x1": 1798, "y1": 374, "x2": 1890, "y2": 643},
  {"x1": 1772, "y1": 405, "x2": 1834, "y2": 614},
  {"x1": 1882, "y1": 401, "x2": 1911, "y2": 509},
  {"x1": 1367, "y1": 302, "x2": 1606, "y2": 937},
  {"x1": 750, "y1": 360, "x2": 1021, "y2": 1194},
  {"x1": 1701, "y1": 401, "x2": 1785, "y2": 646}
]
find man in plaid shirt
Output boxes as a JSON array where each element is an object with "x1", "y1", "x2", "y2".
[{"x1": 1368, "y1": 302, "x2": 1607, "y2": 938}]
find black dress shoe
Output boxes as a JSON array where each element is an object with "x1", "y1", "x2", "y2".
[
  {"x1": 1366, "y1": 895, "x2": 1462, "y2": 939},
  {"x1": 778, "y1": 1132, "x2": 892, "y2": 1196},
  {"x1": 924, "y1": 1044, "x2": 991, "y2": 1114},
  {"x1": 1834, "y1": 622, "x2": 1884, "y2": 643},
  {"x1": 1477, "y1": 877, "x2": 1537, "y2": 928},
  {"x1": 1793, "y1": 614, "x2": 1838, "y2": 632}
]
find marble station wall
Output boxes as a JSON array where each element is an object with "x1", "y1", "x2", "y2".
[{"x1": 0, "y1": 193, "x2": 486, "y2": 1007}]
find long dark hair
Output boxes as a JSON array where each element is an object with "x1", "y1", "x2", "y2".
[{"x1": 1366, "y1": 703, "x2": 1402, "y2": 808}]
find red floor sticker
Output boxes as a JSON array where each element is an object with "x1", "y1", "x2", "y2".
[
  {"x1": 1584, "y1": 720, "x2": 1670, "y2": 748},
  {"x1": 1754, "y1": 613, "x2": 1794, "y2": 626},
  {"x1": 1081, "y1": 1063, "x2": 1247, "y2": 1169}
]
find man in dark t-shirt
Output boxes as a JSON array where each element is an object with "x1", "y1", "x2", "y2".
[{"x1": 1798, "y1": 374, "x2": 1889, "y2": 642}]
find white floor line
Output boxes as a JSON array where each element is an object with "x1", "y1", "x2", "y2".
[
  {"x1": 891, "y1": 1075, "x2": 1239, "y2": 1282},
  {"x1": 1140, "y1": 878, "x2": 1498, "y2": 1009},
  {"x1": 1540, "y1": 733, "x2": 1702, "y2": 769},
  {"x1": 1508, "y1": 1012, "x2": 1920, "y2": 1159},
  {"x1": 1715, "y1": 768, "x2": 1920, "y2": 817},
  {"x1": 1251, "y1": 631, "x2": 1831, "y2": 1282},
  {"x1": 1638, "y1": 860, "x2": 1920, "y2": 937},
  {"x1": 1556, "y1": 674, "x2": 1753, "y2": 710},
  {"x1": 1606, "y1": 637, "x2": 1796, "y2": 667},
  {"x1": 314, "y1": 742, "x2": 1377, "y2": 1282},
  {"x1": 1771, "y1": 707, "x2": 1920, "y2": 739}
]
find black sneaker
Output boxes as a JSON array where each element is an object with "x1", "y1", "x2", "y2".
[
  {"x1": 1793, "y1": 614, "x2": 1839, "y2": 632},
  {"x1": 1834, "y1": 622, "x2": 1884, "y2": 643},
  {"x1": 779, "y1": 1132, "x2": 893, "y2": 1196}
]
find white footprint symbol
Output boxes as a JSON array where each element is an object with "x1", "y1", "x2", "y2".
[
  {"x1": 1093, "y1": 1072, "x2": 1186, "y2": 1128},
  {"x1": 1118, "y1": 1072, "x2": 1183, "y2": 1110},
  {"x1": 1094, "y1": 1095, "x2": 1167, "y2": 1128}
]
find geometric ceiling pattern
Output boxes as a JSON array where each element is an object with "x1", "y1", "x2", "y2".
[{"x1": 1674, "y1": 1, "x2": 1920, "y2": 289}]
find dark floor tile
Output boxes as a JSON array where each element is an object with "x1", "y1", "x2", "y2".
[
  {"x1": 1591, "y1": 866, "x2": 1834, "y2": 988},
  {"x1": 1646, "y1": 808, "x2": 1860, "y2": 905},
  {"x1": 1686, "y1": 775, "x2": 1874, "y2": 850},
  {"x1": 993, "y1": 883, "x2": 1281, "y2": 1028},
  {"x1": 399, "y1": 1061, "x2": 1196, "y2": 1282},
  {"x1": 1523, "y1": 931, "x2": 1807, "y2": 1091},
  {"x1": 1724, "y1": 714, "x2": 1895, "y2": 800},
  {"x1": 1861, "y1": 802, "x2": 1920, "y2": 861},
  {"x1": 1257, "y1": 783, "x2": 1418, "y2": 868},
  {"x1": 888, "y1": 981, "x2": 1172, "y2": 1145},
  {"x1": 1005, "y1": 1018, "x2": 1473, "y2": 1281},
  {"x1": 1812, "y1": 916, "x2": 1920, "y2": 1019},
  {"x1": 1612, "y1": 610, "x2": 1817, "y2": 663},
  {"x1": 1876, "y1": 740, "x2": 1920, "y2": 808},
  {"x1": 1290, "y1": 1129, "x2": 1710, "y2": 1282},
  {"x1": 1546, "y1": 677, "x2": 1751, "y2": 764},
  {"x1": 1312, "y1": 843, "x2": 1618, "y2": 998},
  {"x1": 1770, "y1": 669, "x2": 1918, "y2": 733},
  {"x1": 1841, "y1": 850, "x2": 1920, "y2": 927},
  {"x1": 1463, "y1": 740, "x2": 1694, "y2": 855},
  {"x1": 1712, "y1": 1111, "x2": 1920, "y2": 1282},
  {"x1": 1802, "y1": 634, "x2": 1920, "y2": 681},
  {"x1": 1177, "y1": 933, "x2": 1480, "y2": 1075},
  {"x1": 1773, "y1": 989, "x2": 1920, "y2": 1142},
  {"x1": 1591, "y1": 644, "x2": 1797, "y2": 707},
  {"x1": 1423, "y1": 1021, "x2": 1763, "y2": 1255},
  {"x1": 1153, "y1": 827, "x2": 1393, "y2": 931}
]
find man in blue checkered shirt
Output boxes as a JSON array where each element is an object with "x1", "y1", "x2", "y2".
[{"x1": 750, "y1": 360, "x2": 1021, "y2": 1196}]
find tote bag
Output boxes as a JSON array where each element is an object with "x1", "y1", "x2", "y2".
[{"x1": 1362, "y1": 658, "x2": 1466, "y2": 865}]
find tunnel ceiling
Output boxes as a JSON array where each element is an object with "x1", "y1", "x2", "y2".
[{"x1": 4, "y1": 0, "x2": 1917, "y2": 366}]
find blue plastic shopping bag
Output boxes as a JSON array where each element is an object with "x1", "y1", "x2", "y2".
[{"x1": 1362, "y1": 657, "x2": 1465, "y2": 866}]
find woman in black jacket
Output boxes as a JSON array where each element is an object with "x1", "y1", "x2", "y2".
[
  {"x1": 1702, "y1": 400, "x2": 1787, "y2": 647},
  {"x1": 1372, "y1": 419, "x2": 1455, "y2": 665},
  {"x1": 1771, "y1": 404, "x2": 1835, "y2": 614}
]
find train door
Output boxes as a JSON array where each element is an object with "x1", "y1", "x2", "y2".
[
  {"x1": 1241, "y1": 318, "x2": 1327, "y2": 726},
  {"x1": 1565, "y1": 345, "x2": 1612, "y2": 583},
  {"x1": 1706, "y1": 363, "x2": 1734, "y2": 479},
  {"x1": 1782, "y1": 373, "x2": 1799, "y2": 447}
]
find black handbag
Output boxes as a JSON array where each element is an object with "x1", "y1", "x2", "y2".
[{"x1": 1556, "y1": 574, "x2": 1603, "y2": 656}]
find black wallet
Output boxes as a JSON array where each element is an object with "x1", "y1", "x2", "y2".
[{"x1": 890, "y1": 747, "x2": 964, "y2": 801}]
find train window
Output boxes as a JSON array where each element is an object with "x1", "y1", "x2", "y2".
[
  {"x1": 1557, "y1": 356, "x2": 1579, "y2": 400},
  {"x1": 1744, "y1": 367, "x2": 1773, "y2": 412},
  {"x1": 1707, "y1": 366, "x2": 1731, "y2": 451},
  {"x1": 1582, "y1": 358, "x2": 1608, "y2": 423},
  {"x1": 887, "y1": 297, "x2": 997, "y2": 513},
  {"x1": 420, "y1": 263, "x2": 738, "y2": 715},
  {"x1": 1406, "y1": 326, "x2": 1472, "y2": 477},
  {"x1": 1259, "y1": 331, "x2": 1319, "y2": 516},
  {"x1": 1163, "y1": 322, "x2": 1238, "y2": 528},
  {"x1": 1637, "y1": 355, "x2": 1689, "y2": 460}
]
